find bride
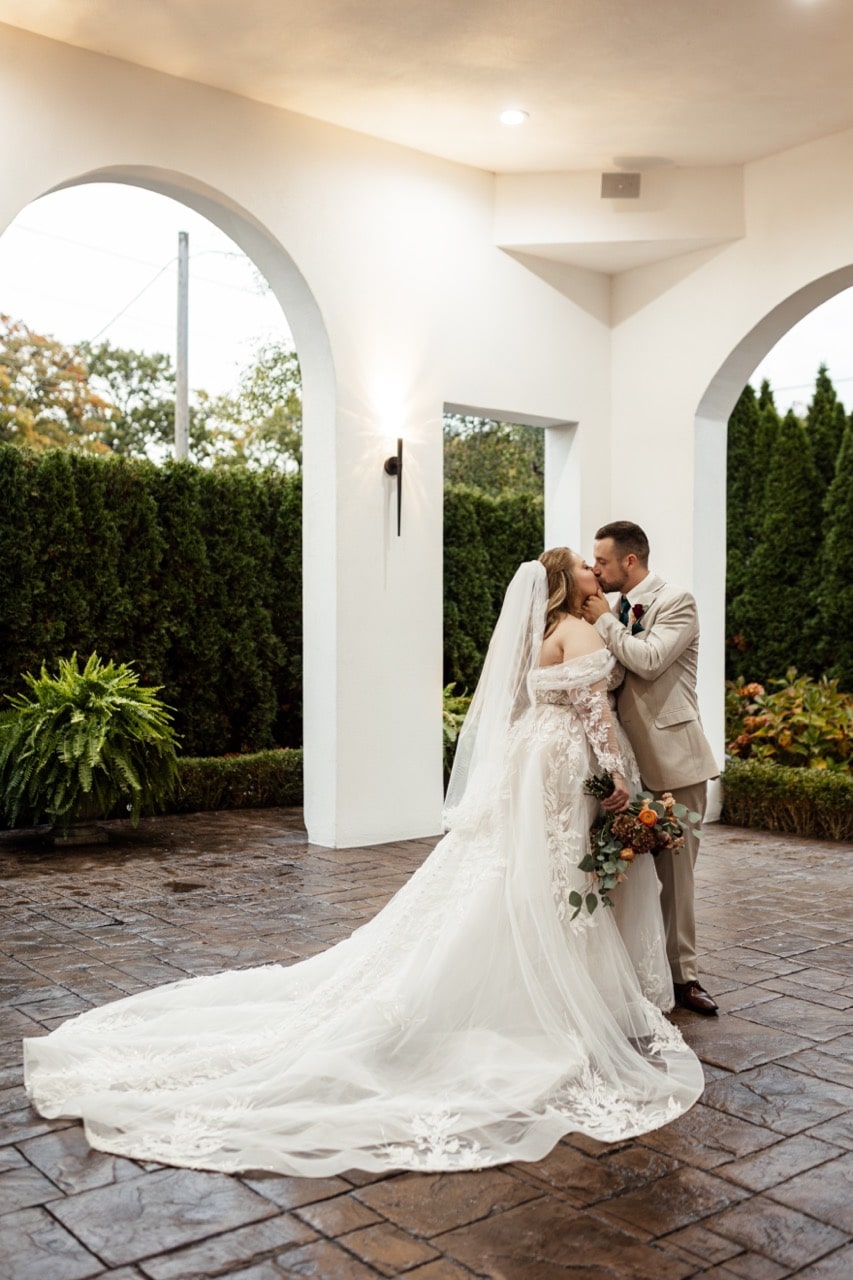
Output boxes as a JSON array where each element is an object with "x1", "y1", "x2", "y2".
[{"x1": 24, "y1": 549, "x2": 703, "y2": 1176}]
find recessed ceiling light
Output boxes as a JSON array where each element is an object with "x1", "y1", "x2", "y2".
[{"x1": 500, "y1": 109, "x2": 529, "y2": 127}]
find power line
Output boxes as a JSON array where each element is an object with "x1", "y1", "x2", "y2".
[
  {"x1": 87, "y1": 259, "x2": 177, "y2": 343},
  {"x1": 8, "y1": 223, "x2": 270, "y2": 297}
]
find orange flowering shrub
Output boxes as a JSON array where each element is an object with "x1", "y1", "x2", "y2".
[{"x1": 726, "y1": 670, "x2": 851, "y2": 770}]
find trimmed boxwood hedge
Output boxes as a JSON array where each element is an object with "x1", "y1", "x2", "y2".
[
  {"x1": 721, "y1": 759, "x2": 853, "y2": 842},
  {"x1": 171, "y1": 748, "x2": 303, "y2": 814}
]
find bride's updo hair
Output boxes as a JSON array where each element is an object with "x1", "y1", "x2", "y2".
[{"x1": 539, "y1": 547, "x2": 581, "y2": 637}]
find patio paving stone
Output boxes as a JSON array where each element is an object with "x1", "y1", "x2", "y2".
[
  {"x1": 434, "y1": 1199, "x2": 696, "y2": 1279},
  {"x1": 704, "y1": 1196, "x2": 848, "y2": 1270},
  {"x1": 49, "y1": 1167, "x2": 279, "y2": 1266},
  {"x1": 764, "y1": 1150, "x2": 853, "y2": 1233},
  {"x1": 701, "y1": 1062, "x2": 853, "y2": 1135},
  {"x1": 1, "y1": 813, "x2": 850, "y2": 1278},
  {"x1": 0, "y1": 1205, "x2": 103, "y2": 1280},
  {"x1": 591, "y1": 1165, "x2": 750, "y2": 1238},
  {"x1": 137, "y1": 1215, "x2": 317, "y2": 1280},
  {"x1": 662, "y1": 1010, "x2": 812, "y2": 1072},
  {"x1": 716, "y1": 1133, "x2": 844, "y2": 1192}
]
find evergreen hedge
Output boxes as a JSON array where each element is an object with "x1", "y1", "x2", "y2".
[
  {"x1": 721, "y1": 759, "x2": 853, "y2": 842},
  {"x1": 0, "y1": 446, "x2": 301, "y2": 758},
  {"x1": 444, "y1": 486, "x2": 544, "y2": 691},
  {"x1": 172, "y1": 748, "x2": 303, "y2": 813},
  {"x1": 0, "y1": 448, "x2": 543, "y2": 758}
]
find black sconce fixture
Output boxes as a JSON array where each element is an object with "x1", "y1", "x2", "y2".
[{"x1": 384, "y1": 437, "x2": 403, "y2": 536}]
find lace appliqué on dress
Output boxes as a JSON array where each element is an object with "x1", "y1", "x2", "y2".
[
  {"x1": 547, "y1": 1063, "x2": 682, "y2": 1139},
  {"x1": 566, "y1": 683, "x2": 624, "y2": 778},
  {"x1": 378, "y1": 1109, "x2": 487, "y2": 1171}
]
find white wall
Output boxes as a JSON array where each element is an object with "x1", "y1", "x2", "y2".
[
  {"x1": 0, "y1": 24, "x2": 610, "y2": 845},
  {"x1": 603, "y1": 129, "x2": 853, "y2": 809}
]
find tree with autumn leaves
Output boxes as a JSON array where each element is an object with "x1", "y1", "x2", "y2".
[
  {"x1": 0, "y1": 316, "x2": 111, "y2": 452},
  {"x1": 0, "y1": 315, "x2": 302, "y2": 471}
]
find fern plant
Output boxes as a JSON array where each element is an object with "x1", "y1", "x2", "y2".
[{"x1": 0, "y1": 652, "x2": 179, "y2": 833}]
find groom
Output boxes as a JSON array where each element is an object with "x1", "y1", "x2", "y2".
[{"x1": 581, "y1": 520, "x2": 720, "y2": 1016}]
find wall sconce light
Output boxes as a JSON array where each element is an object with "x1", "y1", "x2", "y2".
[{"x1": 384, "y1": 437, "x2": 403, "y2": 536}]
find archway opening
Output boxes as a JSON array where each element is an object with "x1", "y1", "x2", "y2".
[
  {"x1": 694, "y1": 266, "x2": 853, "y2": 817},
  {"x1": 0, "y1": 166, "x2": 337, "y2": 838}
]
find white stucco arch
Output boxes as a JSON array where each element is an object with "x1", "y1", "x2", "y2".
[
  {"x1": 5, "y1": 162, "x2": 346, "y2": 847},
  {"x1": 692, "y1": 265, "x2": 853, "y2": 817}
]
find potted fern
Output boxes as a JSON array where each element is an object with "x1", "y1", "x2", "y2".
[{"x1": 0, "y1": 652, "x2": 179, "y2": 843}]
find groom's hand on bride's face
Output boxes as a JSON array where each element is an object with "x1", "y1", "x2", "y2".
[{"x1": 581, "y1": 590, "x2": 609, "y2": 624}]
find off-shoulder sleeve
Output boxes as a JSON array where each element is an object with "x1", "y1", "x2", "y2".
[{"x1": 567, "y1": 678, "x2": 624, "y2": 777}]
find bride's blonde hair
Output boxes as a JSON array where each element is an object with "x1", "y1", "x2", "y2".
[{"x1": 539, "y1": 547, "x2": 581, "y2": 637}]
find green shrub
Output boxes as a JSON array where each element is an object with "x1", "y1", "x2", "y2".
[
  {"x1": 721, "y1": 759, "x2": 853, "y2": 841},
  {"x1": 0, "y1": 446, "x2": 301, "y2": 756},
  {"x1": 443, "y1": 485, "x2": 543, "y2": 691},
  {"x1": 0, "y1": 449, "x2": 542, "y2": 759},
  {"x1": 442, "y1": 683, "x2": 472, "y2": 780},
  {"x1": 0, "y1": 653, "x2": 178, "y2": 833},
  {"x1": 726, "y1": 669, "x2": 852, "y2": 769},
  {"x1": 171, "y1": 748, "x2": 303, "y2": 813}
]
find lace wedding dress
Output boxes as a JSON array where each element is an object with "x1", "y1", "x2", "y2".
[{"x1": 24, "y1": 566, "x2": 703, "y2": 1177}]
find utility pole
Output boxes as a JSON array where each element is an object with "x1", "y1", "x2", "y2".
[{"x1": 175, "y1": 230, "x2": 189, "y2": 460}]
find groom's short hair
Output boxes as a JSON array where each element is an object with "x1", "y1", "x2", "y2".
[{"x1": 595, "y1": 521, "x2": 649, "y2": 566}]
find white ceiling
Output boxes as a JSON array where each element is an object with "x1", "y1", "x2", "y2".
[{"x1": 1, "y1": 0, "x2": 852, "y2": 175}]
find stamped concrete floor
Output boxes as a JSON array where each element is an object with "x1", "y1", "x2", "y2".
[{"x1": 1, "y1": 811, "x2": 851, "y2": 1280}]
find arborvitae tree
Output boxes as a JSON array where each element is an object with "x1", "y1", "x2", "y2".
[
  {"x1": 266, "y1": 474, "x2": 303, "y2": 746},
  {"x1": 474, "y1": 490, "x2": 545, "y2": 619},
  {"x1": 148, "y1": 463, "x2": 222, "y2": 755},
  {"x1": 757, "y1": 378, "x2": 776, "y2": 414},
  {"x1": 726, "y1": 384, "x2": 760, "y2": 595},
  {"x1": 443, "y1": 487, "x2": 495, "y2": 690},
  {"x1": 750, "y1": 391, "x2": 780, "y2": 519},
  {"x1": 26, "y1": 450, "x2": 89, "y2": 659},
  {"x1": 729, "y1": 410, "x2": 821, "y2": 681},
  {"x1": 726, "y1": 384, "x2": 763, "y2": 677},
  {"x1": 103, "y1": 456, "x2": 167, "y2": 681},
  {"x1": 67, "y1": 452, "x2": 125, "y2": 656},
  {"x1": 813, "y1": 418, "x2": 853, "y2": 689},
  {"x1": 196, "y1": 469, "x2": 282, "y2": 753},
  {"x1": 0, "y1": 446, "x2": 36, "y2": 698},
  {"x1": 806, "y1": 364, "x2": 847, "y2": 501}
]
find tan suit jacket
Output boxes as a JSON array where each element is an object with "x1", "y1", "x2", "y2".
[{"x1": 593, "y1": 573, "x2": 719, "y2": 792}]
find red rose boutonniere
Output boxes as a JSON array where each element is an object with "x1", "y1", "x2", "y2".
[{"x1": 630, "y1": 603, "x2": 645, "y2": 635}]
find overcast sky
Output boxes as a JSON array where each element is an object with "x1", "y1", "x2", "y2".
[
  {"x1": 1, "y1": 182, "x2": 852, "y2": 414},
  {"x1": 0, "y1": 184, "x2": 288, "y2": 398}
]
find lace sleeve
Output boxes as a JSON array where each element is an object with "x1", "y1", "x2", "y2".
[{"x1": 567, "y1": 678, "x2": 625, "y2": 777}]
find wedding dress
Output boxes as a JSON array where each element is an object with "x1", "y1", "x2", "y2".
[{"x1": 24, "y1": 564, "x2": 703, "y2": 1176}]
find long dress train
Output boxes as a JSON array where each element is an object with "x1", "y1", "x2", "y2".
[{"x1": 24, "y1": 647, "x2": 703, "y2": 1176}]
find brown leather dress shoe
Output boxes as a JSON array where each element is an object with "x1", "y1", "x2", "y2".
[{"x1": 674, "y1": 981, "x2": 719, "y2": 1015}]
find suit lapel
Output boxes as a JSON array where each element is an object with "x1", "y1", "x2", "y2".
[{"x1": 631, "y1": 573, "x2": 665, "y2": 612}]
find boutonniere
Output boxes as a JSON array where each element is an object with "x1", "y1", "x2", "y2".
[{"x1": 630, "y1": 603, "x2": 645, "y2": 635}]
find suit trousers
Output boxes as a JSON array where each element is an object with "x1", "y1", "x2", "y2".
[{"x1": 648, "y1": 779, "x2": 707, "y2": 985}]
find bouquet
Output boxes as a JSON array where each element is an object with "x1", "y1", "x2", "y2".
[{"x1": 567, "y1": 773, "x2": 701, "y2": 919}]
